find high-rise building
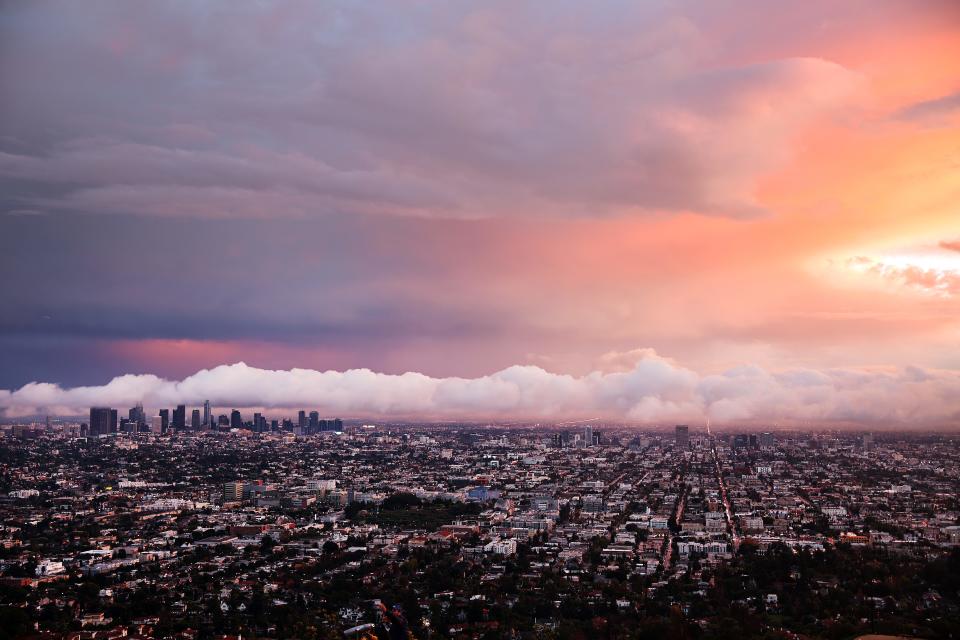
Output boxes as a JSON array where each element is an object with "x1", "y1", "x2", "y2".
[
  {"x1": 191, "y1": 409, "x2": 201, "y2": 430},
  {"x1": 583, "y1": 426, "x2": 593, "y2": 447},
  {"x1": 675, "y1": 424, "x2": 689, "y2": 449},
  {"x1": 172, "y1": 404, "x2": 186, "y2": 430},
  {"x1": 298, "y1": 410, "x2": 307, "y2": 430},
  {"x1": 159, "y1": 409, "x2": 169, "y2": 433},
  {"x1": 230, "y1": 410, "x2": 242, "y2": 429},
  {"x1": 110, "y1": 409, "x2": 118, "y2": 433},
  {"x1": 128, "y1": 403, "x2": 145, "y2": 425},
  {"x1": 89, "y1": 407, "x2": 112, "y2": 437},
  {"x1": 222, "y1": 481, "x2": 244, "y2": 503},
  {"x1": 759, "y1": 432, "x2": 775, "y2": 449},
  {"x1": 318, "y1": 418, "x2": 344, "y2": 432},
  {"x1": 309, "y1": 411, "x2": 319, "y2": 431},
  {"x1": 202, "y1": 400, "x2": 211, "y2": 427}
]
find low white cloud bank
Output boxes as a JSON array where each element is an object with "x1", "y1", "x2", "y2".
[{"x1": 2, "y1": 352, "x2": 959, "y2": 427}]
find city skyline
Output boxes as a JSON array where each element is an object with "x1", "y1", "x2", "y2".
[
  {"x1": 2, "y1": 1, "x2": 960, "y2": 427},
  {"x1": 83, "y1": 401, "x2": 345, "y2": 436},
  {"x1": 2, "y1": 355, "x2": 959, "y2": 428}
]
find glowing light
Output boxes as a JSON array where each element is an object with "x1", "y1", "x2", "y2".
[{"x1": 839, "y1": 251, "x2": 960, "y2": 298}]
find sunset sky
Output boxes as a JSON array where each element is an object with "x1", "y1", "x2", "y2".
[{"x1": 2, "y1": 1, "x2": 960, "y2": 425}]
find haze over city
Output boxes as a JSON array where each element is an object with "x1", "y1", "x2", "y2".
[{"x1": 2, "y1": 0, "x2": 960, "y2": 428}]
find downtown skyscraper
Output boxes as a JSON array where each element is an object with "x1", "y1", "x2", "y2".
[{"x1": 89, "y1": 407, "x2": 112, "y2": 437}]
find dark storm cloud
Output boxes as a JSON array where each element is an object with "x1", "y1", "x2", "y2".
[
  {"x1": 0, "y1": 212, "x2": 506, "y2": 386},
  {"x1": 0, "y1": 1, "x2": 861, "y2": 222}
]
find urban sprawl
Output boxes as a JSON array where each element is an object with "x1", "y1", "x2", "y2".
[{"x1": 0, "y1": 408, "x2": 958, "y2": 639}]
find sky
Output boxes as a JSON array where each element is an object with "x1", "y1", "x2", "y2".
[{"x1": 2, "y1": 0, "x2": 960, "y2": 427}]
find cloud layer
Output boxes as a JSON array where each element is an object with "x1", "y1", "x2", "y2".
[{"x1": 3, "y1": 351, "x2": 959, "y2": 428}]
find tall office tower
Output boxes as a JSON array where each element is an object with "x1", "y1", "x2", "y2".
[
  {"x1": 749, "y1": 434, "x2": 759, "y2": 449},
  {"x1": 733, "y1": 433, "x2": 749, "y2": 449},
  {"x1": 128, "y1": 403, "x2": 145, "y2": 425},
  {"x1": 191, "y1": 409, "x2": 201, "y2": 430},
  {"x1": 298, "y1": 410, "x2": 307, "y2": 430},
  {"x1": 675, "y1": 424, "x2": 689, "y2": 449},
  {"x1": 760, "y1": 432, "x2": 775, "y2": 449},
  {"x1": 203, "y1": 400, "x2": 211, "y2": 427},
  {"x1": 271, "y1": 419, "x2": 279, "y2": 432},
  {"x1": 89, "y1": 407, "x2": 112, "y2": 437},
  {"x1": 254, "y1": 412, "x2": 263, "y2": 432},
  {"x1": 309, "y1": 411, "x2": 319, "y2": 432},
  {"x1": 583, "y1": 425, "x2": 594, "y2": 447},
  {"x1": 861, "y1": 432, "x2": 874, "y2": 452},
  {"x1": 218, "y1": 414, "x2": 229, "y2": 428},
  {"x1": 318, "y1": 418, "x2": 344, "y2": 432},
  {"x1": 552, "y1": 433, "x2": 563, "y2": 448},
  {"x1": 592, "y1": 429, "x2": 602, "y2": 446},
  {"x1": 110, "y1": 409, "x2": 118, "y2": 433},
  {"x1": 159, "y1": 409, "x2": 169, "y2": 433},
  {"x1": 230, "y1": 410, "x2": 242, "y2": 429},
  {"x1": 172, "y1": 404, "x2": 186, "y2": 430}
]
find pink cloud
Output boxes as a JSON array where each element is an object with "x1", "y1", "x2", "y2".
[{"x1": 852, "y1": 257, "x2": 960, "y2": 298}]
